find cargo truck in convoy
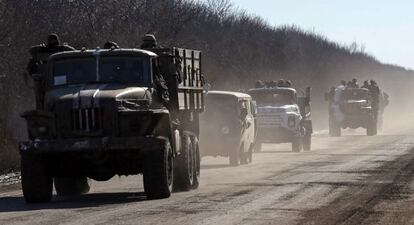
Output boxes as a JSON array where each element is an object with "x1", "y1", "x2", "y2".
[
  {"x1": 20, "y1": 40, "x2": 204, "y2": 202},
  {"x1": 248, "y1": 85, "x2": 312, "y2": 152},
  {"x1": 326, "y1": 87, "x2": 377, "y2": 136}
]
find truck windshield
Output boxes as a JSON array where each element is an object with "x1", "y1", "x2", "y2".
[
  {"x1": 250, "y1": 91, "x2": 295, "y2": 106},
  {"x1": 51, "y1": 56, "x2": 150, "y2": 86},
  {"x1": 205, "y1": 96, "x2": 237, "y2": 114}
]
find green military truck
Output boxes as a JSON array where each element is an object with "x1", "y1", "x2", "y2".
[{"x1": 20, "y1": 46, "x2": 204, "y2": 202}]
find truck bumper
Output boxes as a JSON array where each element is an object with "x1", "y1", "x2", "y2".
[
  {"x1": 19, "y1": 136, "x2": 164, "y2": 154},
  {"x1": 257, "y1": 127, "x2": 299, "y2": 143}
]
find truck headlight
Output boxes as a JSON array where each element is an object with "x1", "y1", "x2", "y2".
[
  {"x1": 288, "y1": 116, "x2": 296, "y2": 127},
  {"x1": 221, "y1": 126, "x2": 230, "y2": 134}
]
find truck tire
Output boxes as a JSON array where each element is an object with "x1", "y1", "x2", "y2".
[
  {"x1": 143, "y1": 138, "x2": 173, "y2": 199},
  {"x1": 191, "y1": 136, "x2": 200, "y2": 189},
  {"x1": 54, "y1": 177, "x2": 90, "y2": 196},
  {"x1": 229, "y1": 147, "x2": 240, "y2": 166},
  {"x1": 21, "y1": 153, "x2": 53, "y2": 203},
  {"x1": 292, "y1": 137, "x2": 303, "y2": 152},
  {"x1": 329, "y1": 116, "x2": 341, "y2": 137},
  {"x1": 366, "y1": 117, "x2": 378, "y2": 136},
  {"x1": 173, "y1": 134, "x2": 194, "y2": 191},
  {"x1": 303, "y1": 134, "x2": 311, "y2": 151}
]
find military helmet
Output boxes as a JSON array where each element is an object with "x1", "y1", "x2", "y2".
[
  {"x1": 141, "y1": 34, "x2": 157, "y2": 48},
  {"x1": 47, "y1": 33, "x2": 60, "y2": 47}
]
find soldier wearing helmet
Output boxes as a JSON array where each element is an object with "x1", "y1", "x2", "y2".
[
  {"x1": 350, "y1": 78, "x2": 359, "y2": 88},
  {"x1": 140, "y1": 34, "x2": 158, "y2": 49},
  {"x1": 103, "y1": 41, "x2": 119, "y2": 49}
]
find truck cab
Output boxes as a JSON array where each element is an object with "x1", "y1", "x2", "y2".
[
  {"x1": 20, "y1": 47, "x2": 204, "y2": 203},
  {"x1": 248, "y1": 86, "x2": 312, "y2": 152}
]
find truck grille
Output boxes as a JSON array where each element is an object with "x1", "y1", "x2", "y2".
[
  {"x1": 257, "y1": 115, "x2": 283, "y2": 127},
  {"x1": 72, "y1": 108, "x2": 104, "y2": 132}
]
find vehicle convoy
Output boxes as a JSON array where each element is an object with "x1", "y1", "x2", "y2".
[
  {"x1": 20, "y1": 39, "x2": 204, "y2": 202},
  {"x1": 199, "y1": 91, "x2": 256, "y2": 166},
  {"x1": 248, "y1": 84, "x2": 312, "y2": 152},
  {"x1": 326, "y1": 87, "x2": 377, "y2": 136}
]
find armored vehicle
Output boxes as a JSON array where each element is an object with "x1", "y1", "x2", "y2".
[
  {"x1": 327, "y1": 87, "x2": 377, "y2": 136},
  {"x1": 20, "y1": 46, "x2": 204, "y2": 202},
  {"x1": 199, "y1": 91, "x2": 256, "y2": 166},
  {"x1": 248, "y1": 86, "x2": 312, "y2": 152}
]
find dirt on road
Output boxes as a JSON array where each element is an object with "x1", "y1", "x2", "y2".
[{"x1": 1, "y1": 128, "x2": 414, "y2": 225}]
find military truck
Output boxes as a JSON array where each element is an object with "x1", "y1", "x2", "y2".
[
  {"x1": 20, "y1": 46, "x2": 204, "y2": 203},
  {"x1": 327, "y1": 87, "x2": 377, "y2": 136},
  {"x1": 248, "y1": 86, "x2": 312, "y2": 152}
]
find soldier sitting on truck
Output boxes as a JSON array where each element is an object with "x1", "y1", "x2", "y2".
[
  {"x1": 27, "y1": 33, "x2": 75, "y2": 75},
  {"x1": 26, "y1": 34, "x2": 75, "y2": 108},
  {"x1": 361, "y1": 80, "x2": 369, "y2": 89},
  {"x1": 103, "y1": 41, "x2": 119, "y2": 49},
  {"x1": 140, "y1": 34, "x2": 159, "y2": 49},
  {"x1": 255, "y1": 80, "x2": 265, "y2": 88},
  {"x1": 349, "y1": 78, "x2": 359, "y2": 88}
]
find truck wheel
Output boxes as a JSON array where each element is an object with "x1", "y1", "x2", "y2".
[
  {"x1": 329, "y1": 116, "x2": 341, "y2": 137},
  {"x1": 366, "y1": 117, "x2": 378, "y2": 136},
  {"x1": 303, "y1": 134, "x2": 311, "y2": 151},
  {"x1": 21, "y1": 153, "x2": 53, "y2": 203},
  {"x1": 292, "y1": 137, "x2": 303, "y2": 152},
  {"x1": 143, "y1": 138, "x2": 173, "y2": 199},
  {"x1": 173, "y1": 134, "x2": 194, "y2": 191},
  {"x1": 191, "y1": 136, "x2": 200, "y2": 189},
  {"x1": 54, "y1": 177, "x2": 90, "y2": 196},
  {"x1": 229, "y1": 147, "x2": 240, "y2": 166}
]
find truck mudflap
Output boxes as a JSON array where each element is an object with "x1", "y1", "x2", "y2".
[{"x1": 19, "y1": 136, "x2": 166, "y2": 154}]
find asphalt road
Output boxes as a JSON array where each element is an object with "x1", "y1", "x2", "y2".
[{"x1": 1, "y1": 127, "x2": 414, "y2": 225}]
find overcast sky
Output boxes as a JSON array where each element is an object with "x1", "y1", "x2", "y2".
[{"x1": 226, "y1": 0, "x2": 414, "y2": 69}]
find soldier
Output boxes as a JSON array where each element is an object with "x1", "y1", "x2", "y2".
[
  {"x1": 27, "y1": 34, "x2": 75, "y2": 74},
  {"x1": 255, "y1": 80, "x2": 265, "y2": 88},
  {"x1": 276, "y1": 79, "x2": 285, "y2": 87},
  {"x1": 361, "y1": 80, "x2": 369, "y2": 89},
  {"x1": 45, "y1": 33, "x2": 75, "y2": 53},
  {"x1": 340, "y1": 80, "x2": 347, "y2": 87},
  {"x1": 140, "y1": 34, "x2": 158, "y2": 49},
  {"x1": 103, "y1": 41, "x2": 119, "y2": 49},
  {"x1": 350, "y1": 78, "x2": 359, "y2": 88},
  {"x1": 285, "y1": 80, "x2": 292, "y2": 87},
  {"x1": 26, "y1": 33, "x2": 75, "y2": 109}
]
